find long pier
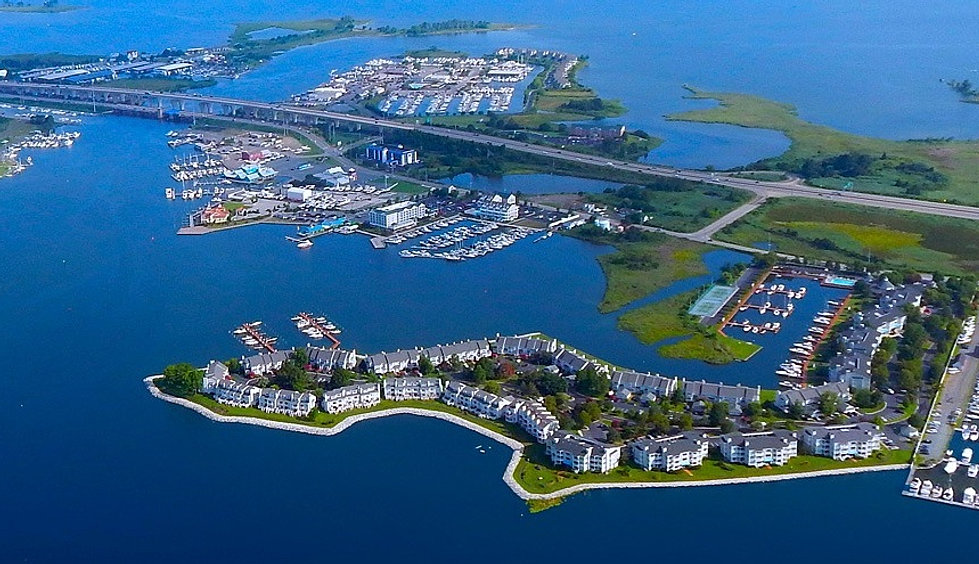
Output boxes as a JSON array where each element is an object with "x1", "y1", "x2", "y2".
[
  {"x1": 4, "y1": 81, "x2": 979, "y2": 222},
  {"x1": 295, "y1": 312, "x2": 341, "y2": 349},
  {"x1": 236, "y1": 322, "x2": 278, "y2": 353}
]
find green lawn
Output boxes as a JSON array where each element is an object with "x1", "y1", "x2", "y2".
[
  {"x1": 389, "y1": 180, "x2": 431, "y2": 195},
  {"x1": 514, "y1": 444, "x2": 910, "y2": 495},
  {"x1": 715, "y1": 197, "x2": 979, "y2": 275},
  {"x1": 618, "y1": 290, "x2": 699, "y2": 343},
  {"x1": 667, "y1": 86, "x2": 979, "y2": 205}
]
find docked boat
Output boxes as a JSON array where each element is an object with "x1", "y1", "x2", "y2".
[
  {"x1": 943, "y1": 488, "x2": 954, "y2": 501},
  {"x1": 964, "y1": 448, "x2": 974, "y2": 464},
  {"x1": 297, "y1": 240, "x2": 313, "y2": 249},
  {"x1": 920, "y1": 480, "x2": 933, "y2": 496},
  {"x1": 969, "y1": 465, "x2": 978, "y2": 478},
  {"x1": 971, "y1": 429, "x2": 979, "y2": 441},
  {"x1": 964, "y1": 487, "x2": 976, "y2": 505},
  {"x1": 909, "y1": 478, "x2": 921, "y2": 494}
]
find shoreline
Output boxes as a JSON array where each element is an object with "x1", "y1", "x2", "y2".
[{"x1": 145, "y1": 376, "x2": 907, "y2": 502}]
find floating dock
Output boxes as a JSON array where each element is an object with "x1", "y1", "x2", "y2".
[
  {"x1": 233, "y1": 321, "x2": 278, "y2": 353},
  {"x1": 292, "y1": 312, "x2": 341, "y2": 349}
]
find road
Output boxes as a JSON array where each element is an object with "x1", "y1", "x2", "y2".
[{"x1": 3, "y1": 81, "x2": 979, "y2": 222}]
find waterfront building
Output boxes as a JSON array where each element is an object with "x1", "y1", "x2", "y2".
[
  {"x1": 206, "y1": 379, "x2": 262, "y2": 409},
  {"x1": 774, "y1": 381, "x2": 851, "y2": 413},
  {"x1": 257, "y1": 388, "x2": 318, "y2": 417},
  {"x1": 321, "y1": 383, "x2": 381, "y2": 414},
  {"x1": 200, "y1": 205, "x2": 230, "y2": 225},
  {"x1": 801, "y1": 422, "x2": 884, "y2": 461},
  {"x1": 419, "y1": 339, "x2": 493, "y2": 366},
  {"x1": 243, "y1": 351, "x2": 291, "y2": 376},
  {"x1": 611, "y1": 370, "x2": 678, "y2": 400},
  {"x1": 366, "y1": 349, "x2": 421, "y2": 375},
  {"x1": 204, "y1": 360, "x2": 229, "y2": 382},
  {"x1": 504, "y1": 398, "x2": 560, "y2": 442},
  {"x1": 545, "y1": 432, "x2": 621, "y2": 474},
  {"x1": 307, "y1": 347, "x2": 359, "y2": 372},
  {"x1": 494, "y1": 335, "x2": 559, "y2": 357},
  {"x1": 364, "y1": 143, "x2": 418, "y2": 167},
  {"x1": 719, "y1": 430, "x2": 799, "y2": 467},
  {"x1": 681, "y1": 379, "x2": 760, "y2": 406},
  {"x1": 442, "y1": 381, "x2": 512, "y2": 419},
  {"x1": 468, "y1": 193, "x2": 519, "y2": 223},
  {"x1": 383, "y1": 377, "x2": 444, "y2": 401},
  {"x1": 224, "y1": 163, "x2": 276, "y2": 184},
  {"x1": 630, "y1": 434, "x2": 709, "y2": 472},
  {"x1": 553, "y1": 348, "x2": 603, "y2": 375},
  {"x1": 367, "y1": 200, "x2": 428, "y2": 230}
]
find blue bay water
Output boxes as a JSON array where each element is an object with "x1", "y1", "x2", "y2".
[{"x1": 2, "y1": 1, "x2": 978, "y2": 559}]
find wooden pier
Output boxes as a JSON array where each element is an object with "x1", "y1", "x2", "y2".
[
  {"x1": 235, "y1": 322, "x2": 278, "y2": 353},
  {"x1": 295, "y1": 312, "x2": 341, "y2": 349}
]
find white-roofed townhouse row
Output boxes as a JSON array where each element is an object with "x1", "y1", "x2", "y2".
[
  {"x1": 719, "y1": 430, "x2": 799, "y2": 467},
  {"x1": 258, "y1": 388, "x2": 318, "y2": 417},
  {"x1": 553, "y1": 347, "x2": 607, "y2": 375},
  {"x1": 630, "y1": 434, "x2": 709, "y2": 472},
  {"x1": 545, "y1": 432, "x2": 621, "y2": 473},
  {"x1": 201, "y1": 361, "x2": 261, "y2": 408},
  {"x1": 383, "y1": 377, "x2": 444, "y2": 401},
  {"x1": 366, "y1": 349, "x2": 420, "y2": 375},
  {"x1": 504, "y1": 398, "x2": 560, "y2": 442},
  {"x1": 321, "y1": 383, "x2": 381, "y2": 414},
  {"x1": 801, "y1": 422, "x2": 884, "y2": 461},
  {"x1": 493, "y1": 335, "x2": 559, "y2": 357},
  {"x1": 307, "y1": 347, "x2": 359, "y2": 372},
  {"x1": 441, "y1": 381, "x2": 511, "y2": 419},
  {"x1": 611, "y1": 370, "x2": 678, "y2": 401}
]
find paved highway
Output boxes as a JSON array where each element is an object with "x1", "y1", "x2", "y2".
[{"x1": 3, "y1": 82, "x2": 979, "y2": 221}]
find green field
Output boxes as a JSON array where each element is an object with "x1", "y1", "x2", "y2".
[
  {"x1": 659, "y1": 329, "x2": 761, "y2": 364},
  {"x1": 514, "y1": 444, "x2": 910, "y2": 495},
  {"x1": 0, "y1": 117, "x2": 35, "y2": 143},
  {"x1": 715, "y1": 198, "x2": 979, "y2": 275},
  {"x1": 389, "y1": 180, "x2": 431, "y2": 194},
  {"x1": 587, "y1": 181, "x2": 752, "y2": 233},
  {"x1": 617, "y1": 290, "x2": 698, "y2": 343},
  {"x1": 668, "y1": 86, "x2": 979, "y2": 205}
]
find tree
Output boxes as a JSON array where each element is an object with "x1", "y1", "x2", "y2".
[
  {"x1": 676, "y1": 412, "x2": 693, "y2": 431},
  {"x1": 158, "y1": 363, "x2": 202, "y2": 398},
  {"x1": 650, "y1": 412, "x2": 671, "y2": 435},
  {"x1": 494, "y1": 360, "x2": 516, "y2": 380},
  {"x1": 484, "y1": 380, "x2": 501, "y2": 394},
  {"x1": 574, "y1": 366, "x2": 610, "y2": 398},
  {"x1": 742, "y1": 401, "x2": 763, "y2": 417},
  {"x1": 708, "y1": 401, "x2": 729, "y2": 427},
  {"x1": 787, "y1": 401, "x2": 805, "y2": 420},
  {"x1": 472, "y1": 363, "x2": 491, "y2": 385},
  {"x1": 225, "y1": 357, "x2": 242, "y2": 375},
  {"x1": 330, "y1": 367, "x2": 355, "y2": 389},
  {"x1": 718, "y1": 419, "x2": 735, "y2": 433},
  {"x1": 417, "y1": 355, "x2": 434, "y2": 375},
  {"x1": 537, "y1": 371, "x2": 568, "y2": 396},
  {"x1": 275, "y1": 350, "x2": 312, "y2": 391},
  {"x1": 818, "y1": 392, "x2": 840, "y2": 415}
]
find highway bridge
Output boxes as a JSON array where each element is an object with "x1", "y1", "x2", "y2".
[{"x1": 2, "y1": 80, "x2": 978, "y2": 222}]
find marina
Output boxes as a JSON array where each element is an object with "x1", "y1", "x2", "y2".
[
  {"x1": 291, "y1": 312, "x2": 342, "y2": 349},
  {"x1": 232, "y1": 321, "x2": 278, "y2": 353}
]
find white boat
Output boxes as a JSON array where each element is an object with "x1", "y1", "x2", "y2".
[
  {"x1": 964, "y1": 487, "x2": 976, "y2": 505},
  {"x1": 920, "y1": 480, "x2": 933, "y2": 496},
  {"x1": 297, "y1": 240, "x2": 313, "y2": 249},
  {"x1": 932, "y1": 486, "x2": 943, "y2": 499},
  {"x1": 945, "y1": 459, "x2": 959, "y2": 474},
  {"x1": 909, "y1": 477, "x2": 921, "y2": 494},
  {"x1": 964, "y1": 448, "x2": 974, "y2": 464},
  {"x1": 971, "y1": 430, "x2": 979, "y2": 441},
  {"x1": 969, "y1": 465, "x2": 978, "y2": 478},
  {"x1": 943, "y1": 488, "x2": 954, "y2": 501}
]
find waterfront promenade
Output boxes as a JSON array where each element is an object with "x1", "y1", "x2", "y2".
[{"x1": 3, "y1": 82, "x2": 979, "y2": 222}]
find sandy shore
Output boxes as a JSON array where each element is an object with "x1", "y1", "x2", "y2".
[{"x1": 145, "y1": 376, "x2": 907, "y2": 502}]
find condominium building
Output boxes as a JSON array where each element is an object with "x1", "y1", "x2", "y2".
[
  {"x1": 719, "y1": 430, "x2": 799, "y2": 467},
  {"x1": 611, "y1": 370, "x2": 678, "y2": 400},
  {"x1": 469, "y1": 193, "x2": 519, "y2": 222},
  {"x1": 257, "y1": 388, "x2": 318, "y2": 417},
  {"x1": 504, "y1": 398, "x2": 560, "y2": 442},
  {"x1": 204, "y1": 378, "x2": 262, "y2": 409},
  {"x1": 418, "y1": 339, "x2": 493, "y2": 366},
  {"x1": 382, "y1": 377, "x2": 444, "y2": 401},
  {"x1": 441, "y1": 381, "x2": 511, "y2": 419},
  {"x1": 774, "y1": 381, "x2": 851, "y2": 413},
  {"x1": 801, "y1": 423, "x2": 884, "y2": 461},
  {"x1": 554, "y1": 348, "x2": 602, "y2": 374},
  {"x1": 630, "y1": 434, "x2": 709, "y2": 472},
  {"x1": 545, "y1": 432, "x2": 621, "y2": 474},
  {"x1": 367, "y1": 200, "x2": 428, "y2": 230},
  {"x1": 365, "y1": 143, "x2": 418, "y2": 166},
  {"x1": 307, "y1": 347, "x2": 359, "y2": 372},
  {"x1": 494, "y1": 335, "x2": 559, "y2": 357},
  {"x1": 321, "y1": 383, "x2": 381, "y2": 414},
  {"x1": 243, "y1": 350, "x2": 291, "y2": 376},
  {"x1": 682, "y1": 379, "x2": 761, "y2": 406},
  {"x1": 367, "y1": 349, "x2": 421, "y2": 375}
]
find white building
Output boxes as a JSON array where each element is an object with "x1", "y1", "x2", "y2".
[
  {"x1": 553, "y1": 347, "x2": 604, "y2": 374},
  {"x1": 545, "y1": 432, "x2": 621, "y2": 474},
  {"x1": 682, "y1": 379, "x2": 760, "y2": 406},
  {"x1": 418, "y1": 339, "x2": 493, "y2": 366},
  {"x1": 719, "y1": 430, "x2": 799, "y2": 467},
  {"x1": 630, "y1": 434, "x2": 709, "y2": 472},
  {"x1": 243, "y1": 351, "x2": 291, "y2": 376},
  {"x1": 257, "y1": 388, "x2": 318, "y2": 417},
  {"x1": 207, "y1": 379, "x2": 262, "y2": 408},
  {"x1": 611, "y1": 370, "x2": 678, "y2": 400},
  {"x1": 383, "y1": 377, "x2": 444, "y2": 401},
  {"x1": 802, "y1": 423, "x2": 884, "y2": 461},
  {"x1": 494, "y1": 335, "x2": 559, "y2": 357},
  {"x1": 307, "y1": 347, "x2": 359, "y2": 372},
  {"x1": 469, "y1": 193, "x2": 519, "y2": 222},
  {"x1": 442, "y1": 381, "x2": 512, "y2": 419},
  {"x1": 368, "y1": 201, "x2": 428, "y2": 230},
  {"x1": 504, "y1": 398, "x2": 560, "y2": 442},
  {"x1": 774, "y1": 381, "x2": 851, "y2": 413},
  {"x1": 321, "y1": 383, "x2": 381, "y2": 414}
]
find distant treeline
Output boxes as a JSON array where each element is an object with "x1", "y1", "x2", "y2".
[
  {"x1": 377, "y1": 20, "x2": 492, "y2": 37},
  {"x1": 945, "y1": 78, "x2": 979, "y2": 98}
]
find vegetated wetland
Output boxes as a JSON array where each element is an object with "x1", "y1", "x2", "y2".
[
  {"x1": 668, "y1": 87, "x2": 979, "y2": 206},
  {"x1": 715, "y1": 198, "x2": 979, "y2": 276}
]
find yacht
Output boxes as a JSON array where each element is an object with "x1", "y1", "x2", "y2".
[
  {"x1": 963, "y1": 448, "x2": 974, "y2": 464},
  {"x1": 297, "y1": 240, "x2": 313, "y2": 249},
  {"x1": 943, "y1": 488, "x2": 954, "y2": 502},
  {"x1": 969, "y1": 465, "x2": 978, "y2": 478}
]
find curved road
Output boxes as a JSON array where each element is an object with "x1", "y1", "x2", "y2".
[{"x1": 4, "y1": 82, "x2": 979, "y2": 221}]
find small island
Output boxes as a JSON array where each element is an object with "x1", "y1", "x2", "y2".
[{"x1": 0, "y1": 0, "x2": 82, "y2": 13}]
